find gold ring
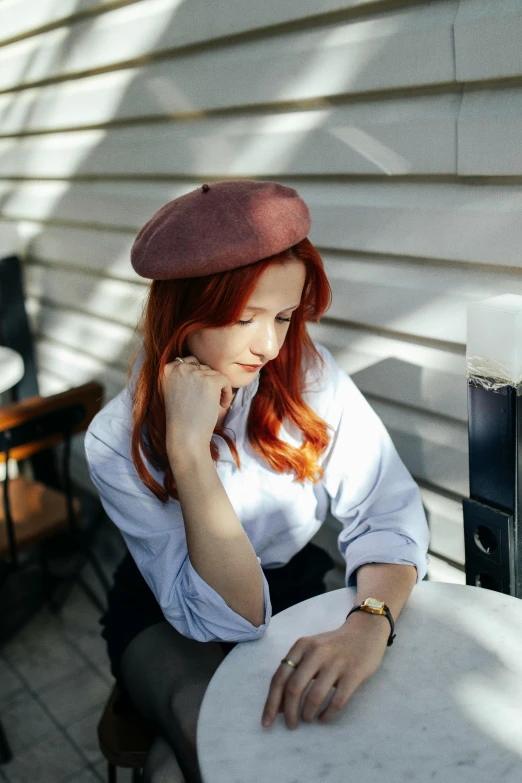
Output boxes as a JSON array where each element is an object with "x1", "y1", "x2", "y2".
[
  {"x1": 174, "y1": 357, "x2": 201, "y2": 369},
  {"x1": 281, "y1": 658, "x2": 299, "y2": 669}
]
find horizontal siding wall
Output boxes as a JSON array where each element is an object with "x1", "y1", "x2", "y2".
[{"x1": 3, "y1": 0, "x2": 522, "y2": 583}]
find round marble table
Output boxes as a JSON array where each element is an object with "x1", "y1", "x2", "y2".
[
  {"x1": 0, "y1": 346, "x2": 24, "y2": 394},
  {"x1": 198, "y1": 582, "x2": 522, "y2": 783}
]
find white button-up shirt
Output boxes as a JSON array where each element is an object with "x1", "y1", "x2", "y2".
[{"x1": 85, "y1": 340, "x2": 430, "y2": 643}]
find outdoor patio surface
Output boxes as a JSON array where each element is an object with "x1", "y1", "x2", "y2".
[{"x1": 0, "y1": 517, "x2": 129, "y2": 783}]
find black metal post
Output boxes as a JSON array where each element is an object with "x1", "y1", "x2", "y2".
[
  {"x1": 463, "y1": 380, "x2": 522, "y2": 596},
  {"x1": 0, "y1": 716, "x2": 12, "y2": 764}
]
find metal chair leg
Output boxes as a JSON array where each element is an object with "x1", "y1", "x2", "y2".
[
  {"x1": 108, "y1": 761, "x2": 117, "y2": 783},
  {"x1": 0, "y1": 717, "x2": 12, "y2": 764}
]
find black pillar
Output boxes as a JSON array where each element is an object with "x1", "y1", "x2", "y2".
[{"x1": 463, "y1": 379, "x2": 522, "y2": 596}]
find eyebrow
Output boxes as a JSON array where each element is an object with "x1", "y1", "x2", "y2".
[{"x1": 244, "y1": 304, "x2": 300, "y2": 312}]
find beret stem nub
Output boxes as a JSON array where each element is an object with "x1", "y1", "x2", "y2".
[{"x1": 202, "y1": 183, "x2": 210, "y2": 192}]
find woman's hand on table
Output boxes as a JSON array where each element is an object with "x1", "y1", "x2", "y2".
[{"x1": 261, "y1": 610, "x2": 391, "y2": 730}]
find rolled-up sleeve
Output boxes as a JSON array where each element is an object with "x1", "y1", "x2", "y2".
[
  {"x1": 84, "y1": 397, "x2": 272, "y2": 642},
  {"x1": 316, "y1": 345, "x2": 430, "y2": 586}
]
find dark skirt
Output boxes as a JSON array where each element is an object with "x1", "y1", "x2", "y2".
[{"x1": 100, "y1": 541, "x2": 335, "y2": 682}]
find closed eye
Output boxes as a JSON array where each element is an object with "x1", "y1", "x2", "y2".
[{"x1": 238, "y1": 317, "x2": 292, "y2": 326}]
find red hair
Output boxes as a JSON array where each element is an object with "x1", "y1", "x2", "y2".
[{"x1": 130, "y1": 237, "x2": 334, "y2": 502}]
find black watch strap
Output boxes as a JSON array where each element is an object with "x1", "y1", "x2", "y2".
[{"x1": 346, "y1": 601, "x2": 396, "y2": 646}]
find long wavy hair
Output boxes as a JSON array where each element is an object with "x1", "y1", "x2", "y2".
[{"x1": 130, "y1": 237, "x2": 334, "y2": 502}]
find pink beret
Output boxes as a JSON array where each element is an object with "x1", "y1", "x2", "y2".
[{"x1": 130, "y1": 180, "x2": 311, "y2": 280}]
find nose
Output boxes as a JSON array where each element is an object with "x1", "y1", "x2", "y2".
[{"x1": 251, "y1": 321, "x2": 280, "y2": 363}]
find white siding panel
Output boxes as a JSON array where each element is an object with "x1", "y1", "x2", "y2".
[
  {"x1": 36, "y1": 338, "x2": 127, "y2": 402},
  {"x1": 454, "y1": 0, "x2": 522, "y2": 82},
  {"x1": 426, "y1": 554, "x2": 465, "y2": 584},
  {"x1": 0, "y1": 1, "x2": 129, "y2": 44},
  {"x1": 0, "y1": 1, "x2": 457, "y2": 91},
  {"x1": 308, "y1": 322, "x2": 467, "y2": 423},
  {"x1": 307, "y1": 321, "x2": 466, "y2": 377},
  {"x1": 370, "y1": 399, "x2": 468, "y2": 496},
  {"x1": 26, "y1": 297, "x2": 140, "y2": 368},
  {"x1": 0, "y1": 0, "x2": 397, "y2": 54},
  {"x1": 458, "y1": 88, "x2": 522, "y2": 176},
  {"x1": 0, "y1": 180, "x2": 188, "y2": 228},
  {"x1": 351, "y1": 359, "x2": 466, "y2": 423},
  {"x1": 4, "y1": 180, "x2": 522, "y2": 271},
  {"x1": 297, "y1": 182, "x2": 522, "y2": 269},
  {"x1": 0, "y1": 10, "x2": 458, "y2": 132},
  {"x1": 0, "y1": 220, "x2": 139, "y2": 280},
  {"x1": 0, "y1": 0, "x2": 212, "y2": 90},
  {"x1": 24, "y1": 263, "x2": 147, "y2": 327},
  {"x1": 322, "y1": 252, "x2": 522, "y2": 345},
  {"x1": 37, "y1": 369, "x2": 75, "y2": 397},
  {"x1": 0, "y1": 97, "x2": 458, "y2": 177},
  {"x1": 421, "y1": 487, "x2": 465, "y2": 565},
  {"x1": 207, "y1": 0, "x2": 415, "y2": 39}
]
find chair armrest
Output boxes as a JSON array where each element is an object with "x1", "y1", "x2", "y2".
[{"x1": 0, "y1": 381, "x2": 104, "y2": 462}]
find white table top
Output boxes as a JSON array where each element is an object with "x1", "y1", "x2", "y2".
[
  {"x1": 0, "y1": 346, "x2": 24, "y2": 394},
  {"x1": 198, "y1": 582, "x2": 522, "y2": 783}
]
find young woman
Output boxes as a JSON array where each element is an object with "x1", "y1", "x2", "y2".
[{"x1": 85, "y1": 180, "x2": 430, "y2": 783}]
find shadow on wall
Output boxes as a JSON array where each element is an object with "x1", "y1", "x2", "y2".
[{"x1": 0, "y1": 0, "x2": 474, "y2": 497}]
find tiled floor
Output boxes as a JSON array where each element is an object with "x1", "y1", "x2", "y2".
[{"x1": 0, "y1": 515, "x2": 130, "y2": 783}]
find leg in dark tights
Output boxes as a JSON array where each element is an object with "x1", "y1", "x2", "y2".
[{"x1": 120, "y1": 621, "x2": 228, "y2": 783}]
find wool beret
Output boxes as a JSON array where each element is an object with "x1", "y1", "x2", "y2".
[{"x1": 130, "y1": 180, "x2": 311, "y2": 280}]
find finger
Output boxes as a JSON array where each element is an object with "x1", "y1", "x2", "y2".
[
  {"x1": 262, "y1": 639, "x2": 310, "y2": 727},
  {"x1": 261, "y1": 665, "x2": 294, "y2": 727},
  {"x1": 184, "y1": 357, "x2": 208, "y2": 369},
  {"x1": 283, "y1": 657, "x2": 320, "y2": 731},
  {"x1": 317, "y1": 675, "x2": 361, "y2": 724},
  {"x1": 219, "y1": 378, "x2": 234, "y2": 409},
  {"x1": 301, "y1": 669, "x2": 340, "y2": 724}
]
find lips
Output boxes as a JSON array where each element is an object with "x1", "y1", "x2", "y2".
[{"x1": 239, "y1": 363, "x2": 262, "y2": 369}]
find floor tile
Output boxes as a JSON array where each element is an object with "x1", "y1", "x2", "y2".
[
  {"x1": 94, "y1": 760, "x2": 134, "y2": 783},
  {"x1": 63, "y1": 768, "x2": 104, "y2": 783},
  {"x1": 63, "y1": 625, "x2": 112, "y2": 684},
  {"x1": 53, "y1": 586, "x2": 105, "y2": 639},
  {"x1": 1, "y1": 728, "x2": 86, "y2": 783},
  {"x1": 66, "y1": 707, "x2": 104, "y2": 766},
  {"x1": 0, "y1": 659, "x2": 25, "y2": 704},
  {"x1": 39, "y1": 666, "x2": 111, "y2": 727},
  {"x1": 2, "y1": 613, "x2": 87, "y2": 691},
  {"x1": 0, "y1": 691, "x2": 56, "y2": 754}
]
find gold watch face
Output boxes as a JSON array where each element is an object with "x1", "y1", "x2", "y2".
[{"x1": 363, "y1": 598, "x2": 385, "y2": 611}]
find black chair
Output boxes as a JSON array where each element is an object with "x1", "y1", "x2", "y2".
[
  {"x1": 0, "y1": 380, "x2": 109, "y2": 598},
  {"x1": 0, "y1": 255, "x2": 111, "y2": 764},
  {"x1": 0, "y1": 253, "x2": 60, "y2": 487}
]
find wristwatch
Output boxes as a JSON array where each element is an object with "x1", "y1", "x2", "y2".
[{"x1": 346, "y1": 597, "x2": 396, "y2": 646}]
